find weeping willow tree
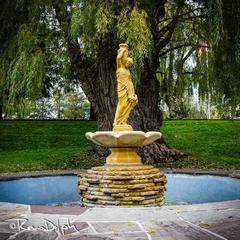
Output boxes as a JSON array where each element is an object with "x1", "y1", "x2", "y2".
[
  {"x1": 0, "y1": 0, "x2": 72, "y2": 119},
  {"x1": 0, "y1": 1, "x2": 45, "y2": 118},
  {"x1": 157, "y1": 2, "x2": 208, "y2": 117},
  {"x1": 0, "y1": 0, "x2": 29, "y2": 119},
  {"x1": 194, "y1": 0, "x2": 240, "y2": 117},
  {"x1": 157, "y1": 0, "x2": 240, "y2": 119},
  {"x1": 211, "y1": 0, "x2": 240, "y2": 117},
  {"x1": 1, "y1": 0, "x2": 239, "y2": 162}
]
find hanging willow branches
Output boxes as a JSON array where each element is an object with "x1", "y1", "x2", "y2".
[{"x1": 206, "y1": 0, "x2": 240, "y2": 115}]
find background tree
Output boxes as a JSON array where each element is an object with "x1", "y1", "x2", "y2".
[
  {"x1": 0, "y1": 0, "x2": 30, "y2": 120},
  {"x1": 64, "y1": 91, "x2": 90, "y2": 120},
  {"x1": 0, "y1": 0, "x2": 73, "y2": 120},
  {"x1": 194, "y1": 0, "x2": 240, "y2": 118},
  {"x1": 158, "y1": 3, "x2": 208, "y2": 118}
]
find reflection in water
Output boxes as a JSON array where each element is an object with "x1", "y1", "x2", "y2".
[{"x1": 0, "y1": 174, "x2": 239, "y2": 205}]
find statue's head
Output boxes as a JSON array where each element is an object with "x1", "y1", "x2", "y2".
[{"x1": 125, "y1": 57, "x2": 133, "y2": 69}]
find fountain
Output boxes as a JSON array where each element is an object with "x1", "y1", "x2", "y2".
[{"x1": 79, "y1": 43, "x2": 166, "y2": 207}]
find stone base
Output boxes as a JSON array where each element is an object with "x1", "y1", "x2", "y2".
[{"x1": 79, "y1": 164, "x2": 166, "y2": 207}]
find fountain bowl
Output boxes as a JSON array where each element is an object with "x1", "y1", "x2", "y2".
[{"x1": 85, "y1": 131, "x2": 161, "y2": 148}]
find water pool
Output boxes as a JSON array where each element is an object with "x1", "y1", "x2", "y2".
[{"x1": 0, "y1": 174, "x2": 239, "y2": 205}]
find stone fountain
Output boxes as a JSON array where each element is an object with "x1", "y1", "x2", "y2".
[{"x1": 79, "y1": 43, "x2": 166, "y2": 207}]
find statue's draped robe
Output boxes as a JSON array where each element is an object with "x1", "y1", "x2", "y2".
[{"x1": 114, "y1": 68, "x2": 136, "y2": 125}]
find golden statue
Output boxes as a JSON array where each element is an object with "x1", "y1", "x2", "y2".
[{"x1": 113, "y1": 43, "x2": 138, "y2": 131}]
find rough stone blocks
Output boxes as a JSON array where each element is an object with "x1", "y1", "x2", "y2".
[{"x1": 79, "y1": 164, "x2": 166, "y2": 207}]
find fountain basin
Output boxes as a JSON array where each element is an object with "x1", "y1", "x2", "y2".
[
  {"x1": 85, "y1": 131, "x2": 161, "y2": 148},
  {"x1": 0, "y1": 173, "x2": 240, "y2": 205},
  {"x1": 86, "y1": 131, "x2": 162, "y2": 165}
]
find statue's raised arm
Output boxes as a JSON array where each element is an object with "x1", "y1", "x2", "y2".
[
  {"x1": 116, "y1": 46, "x2": 126, "y2": 69},
  {"x1": 113, "y1": 43, "x2": 138, "y2": 131}
]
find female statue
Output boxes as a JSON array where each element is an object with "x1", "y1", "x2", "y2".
[{"x1": 113, "y1": 43, "x2": 138, "y2": 131}]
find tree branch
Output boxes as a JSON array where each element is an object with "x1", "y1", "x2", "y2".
[
  {"x1": 159, "y1": 43, "x2": 209, "y2": 57},
  {"x1": 159, "y1": 7, "x2": 206, "y2": 23},
  {"x1": 156, "y1": 71, "x2": 166, "y2": 75},
  {"x1": 156, "y1": 1, "x2": 185, "y2": 52},
  {"x1": 156, "y1": 17, "x2": 178, "y2": 52},
  {"x1": 182, "y1": 71, "x2": 204, "y2": 76},
  {"x1": 177, "y1": 7, "x2": 206, "y2": 18},
  {"x1": 182, "y1": 15, "x2": 205, "y2": 21}
]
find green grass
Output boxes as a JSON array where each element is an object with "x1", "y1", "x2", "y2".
[
  {"x1": 159, "y1": 120, "x2": 240, "y2": 170},
  {"x1": 0, "y1": 120, "x2": 239, "y2": 173},
  {"x1": 0, "y1": 120, "x2": 104, "y2": 173}
]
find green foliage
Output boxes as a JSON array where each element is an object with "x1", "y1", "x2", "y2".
[
  {"x1": 0, "y1": 21, "x2": 47, "y2": 109},
  {"x1": 71, "y1": 2, "x2": 152, "y2": 73},
  {"x1": 95, "y1": 6, "x2": 114, "y2": 39},
  {"x1": 74, "y1": 2, "x2": 113, "y2": 52},
  {"x1": 207, "y1": 0, "x2": 223, "y2": 44},
  {"x1": 158, "y1": 0, "x2": 240, "y2": 118},
  {"x1": 158, "y1": 1, "x2": 208, "y2": 116},
  {"x1": 205, "y1": 0, "x2": 240, "y2": 114},
  {"x1": 70, "y1": 6, "x2": 82, "y2": 39},
  {"x1": 117, "y1": 7, "x2": 152, "y2": 69},
  {"x1": 63, "y1": 92, "x2": 90, "y2": 119},
  {"x1": 0, "y1": 1, "x2": 74, "y2": 115},
  {"x1": 71, "y1": 1, "x2": 99, "y2": 56},
  {"x1": 34, "y1": 98, "x2": 53, "y2": 119},
  {"x1": 4, "y1": 99, "x2": 36, "y2": 119}
]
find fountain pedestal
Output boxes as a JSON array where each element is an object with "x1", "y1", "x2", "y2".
[{"x1": 79, "y1": 131, "x2": 166, "y2": 207}]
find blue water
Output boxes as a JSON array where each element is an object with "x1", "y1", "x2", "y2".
[
  {"x1": 0, "y1": 174, "x2": 240, "y2": 205},
  {"x1": 0, "y1": 175, "x2": 79, "y2": 205},
  {"x1": 165, "y1": 174, "x2": 240, "y2": 204}
]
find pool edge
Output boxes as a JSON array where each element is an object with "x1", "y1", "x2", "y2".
[{"x1": 0, "y1": 168, "x2": 239, "y2": 181}]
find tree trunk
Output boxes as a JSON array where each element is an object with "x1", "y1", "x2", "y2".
[
  {"x1": 89, "y1": 104, "x2": 97, "y2": 121},
  {"x1": 0, "y1": 100, "x2": 3, "y2": 120},
  {"x1": 130, "y1": 58, "x2": 184, "y2": 163},
  {"x1": 67, "y1": 39, "x2": 117, "y2": 130}
]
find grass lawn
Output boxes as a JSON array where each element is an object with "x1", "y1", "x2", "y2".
[
  {"x1": 0, "y1": 120, "x2": 104, "y2": 173},
  {"x1": 0, "y1": 120, "x2": 239, "y2": 173},
  {"x1": 159, "y1": 120, "x2": 240, "y2": 170}
]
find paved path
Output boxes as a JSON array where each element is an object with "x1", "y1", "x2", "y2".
[{"x1": 0, "y1": 200, "x2": 239, "y2": 240}]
